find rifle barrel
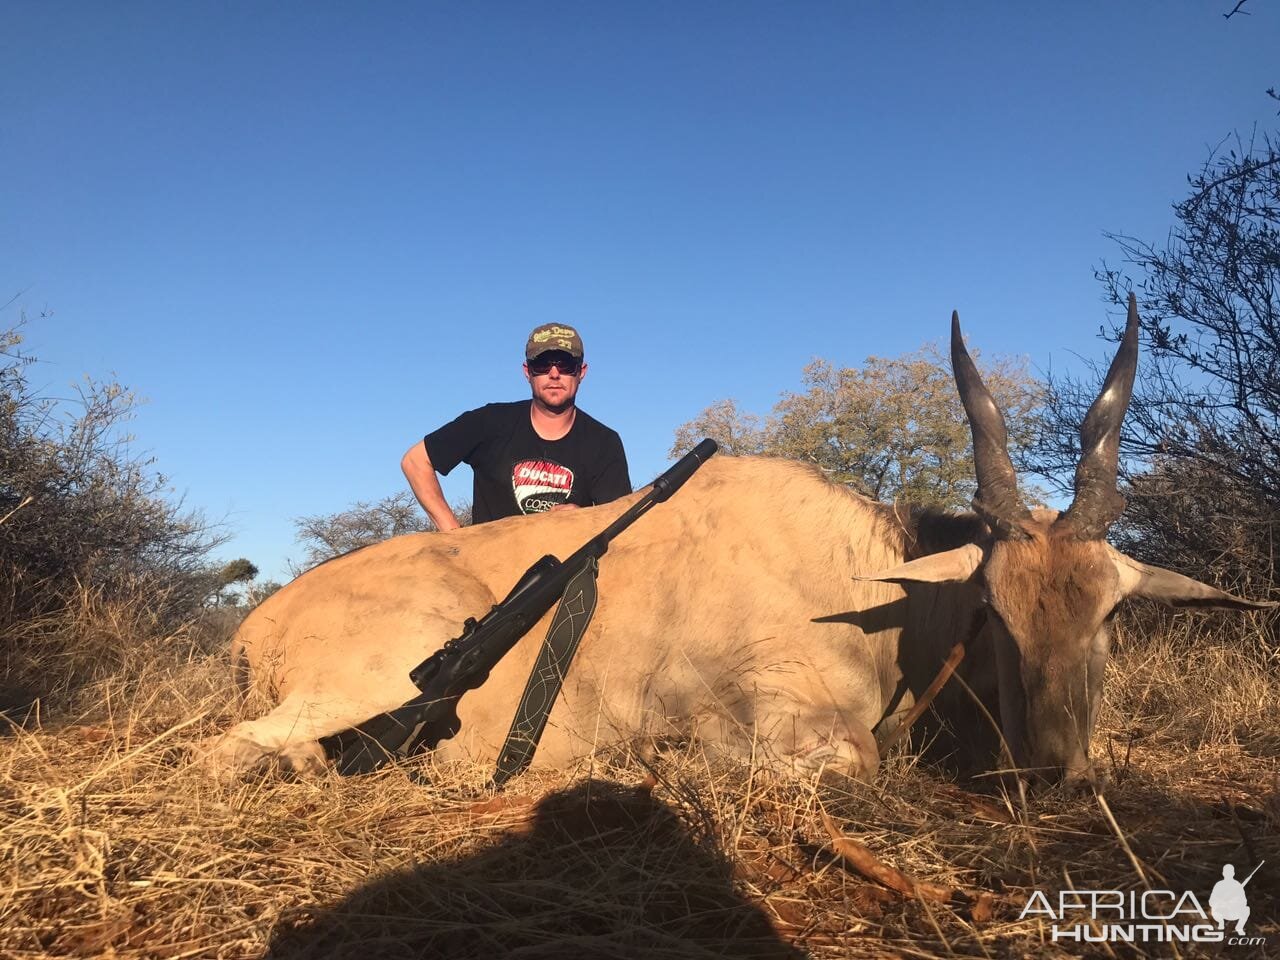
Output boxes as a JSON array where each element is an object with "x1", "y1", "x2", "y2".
[
  {"x1": 400, "y1": 439, "x2": 719, "y2": 747},
  {"x1": 584, "y1": 438, "x2": 718, "y2": 552}
]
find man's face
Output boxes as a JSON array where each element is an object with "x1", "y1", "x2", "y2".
[{"x1": 524, "y1": 350, "x2": 586, "y2": 413}]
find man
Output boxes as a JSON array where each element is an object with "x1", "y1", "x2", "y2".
[{"x1": 402, "y1": 323, "x2": 631, "y2": 529}]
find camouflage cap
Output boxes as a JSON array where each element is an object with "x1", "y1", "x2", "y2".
[{"x1": 525, "y1": 323, "x2": 584, "y2": 361}]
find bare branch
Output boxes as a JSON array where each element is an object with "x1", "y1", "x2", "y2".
[
  {"x1": 1223, "y1": 0, "x2": 1251, "y2": 20},
  {"x1": 1026, "y1": 133, "x2": 1280, "y2": 600}
]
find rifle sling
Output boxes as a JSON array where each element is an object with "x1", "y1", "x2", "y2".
[
  {"x1": 324, "y1": 560, "x2": 600, "y2": 780},
  {"x1": 492, "y1": 557, "x2": 600, "y2": 788}
]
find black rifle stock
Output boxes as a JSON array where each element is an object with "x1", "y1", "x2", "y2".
[{"x1": 328, "y1": 438, "x2": 717, "y2": 775}]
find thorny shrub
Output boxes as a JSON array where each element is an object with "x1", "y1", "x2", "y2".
[{"x1": 0, "y1": 311, "x2": 232, "y2": 714}]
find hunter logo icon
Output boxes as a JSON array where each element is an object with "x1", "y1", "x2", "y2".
[{"x1": 1210, "y1": 862, "x2": 1262, "y2": 936}]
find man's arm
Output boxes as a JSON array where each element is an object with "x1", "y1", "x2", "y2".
[{"x1": 401, "y1": 442, "x2": 462, "y2": 531}]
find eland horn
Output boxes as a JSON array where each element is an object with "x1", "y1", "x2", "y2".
[
  {"x1": 951, "y1": 311, "x2": 1031, "y2": 538},
  {"x1": 1055, "y1": 293, "x2": 1141, "y2": 540}
]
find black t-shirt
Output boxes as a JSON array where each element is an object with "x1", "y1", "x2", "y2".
[{"x1": 424, "y1": 401, "x2": 632, "y2": 523}]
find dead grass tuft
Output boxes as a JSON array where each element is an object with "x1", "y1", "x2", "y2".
[
  {"x1": 2, "y1": 625, "x2": 1277, "y2": 958},
  {"x1": 2, "y1": 576, "x2": 237, "y2": 724}
]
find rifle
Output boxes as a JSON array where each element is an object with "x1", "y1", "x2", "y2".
[{"x1": 326, "y1": 438, "x2": 718, "y2": 778}]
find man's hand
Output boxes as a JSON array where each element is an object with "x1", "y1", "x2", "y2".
[
  {"x1": 402, "y1": 442, "x2": 463, "y2": 531},
  {"x1": 548, "y1": 503, "x2": 581, "y2": 512}
]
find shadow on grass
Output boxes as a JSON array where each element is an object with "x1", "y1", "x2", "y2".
[
  {"x1": 268, "y1": 779, "x2": 802, "y2": 960},
  {"x1": 0, "y1": 684, "x2": 39, "y2": 734}
]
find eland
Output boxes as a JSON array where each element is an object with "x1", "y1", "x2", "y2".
[{"x1": 208, "y1": 297, "x2": 1273, "y2": 785}]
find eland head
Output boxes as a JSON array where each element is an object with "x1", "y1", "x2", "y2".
[{"x1": 862, "y1": 296, "x2": 1274, "y2": 785}]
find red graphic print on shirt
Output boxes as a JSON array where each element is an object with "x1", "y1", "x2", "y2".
[{"x1": 511, "y1": 459, "x2": 575, "y2": 514}]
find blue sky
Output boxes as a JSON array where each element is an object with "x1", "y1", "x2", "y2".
[{"x1": 4, "y1": 3, "x2": 1277, "y2": 582}]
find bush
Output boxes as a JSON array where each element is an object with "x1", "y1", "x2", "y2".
[
  {"x1": 0, "y1": 311, "x2": 232, "y2": 713},
  {"x1": 291, "y1": 491, "x2": 471, "y2": 574},
  {"x1": 1031, "y1": 132, "x2": 1280, "y2": 612}
]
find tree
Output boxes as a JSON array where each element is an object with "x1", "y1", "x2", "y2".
[
  {"x1": 205, "y1": 558, "x2": 259, "y2": 607},
  {"x1": 0, "y1": 312, "x2": 228, "y2": 614},
  {"x1": 673, "y1": 343, "x2": 1044, "y2": 511},
  {"x1": 1, "y1": 307, "x2": 232, "y2": 705},
  {"x1": 671, "y1": 399, "x2": 765, "y2": 457},
  {"x1": 245, "y1": 579, "x2": 283, "y2": 607},
  {"x1": 291, "y1": 491, "x2": 472, "y2": 573},
  {"x1": 1032, "y1": 132, "x2": 1280, "y2": 595}
]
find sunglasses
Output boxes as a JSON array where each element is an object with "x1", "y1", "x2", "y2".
[{"x1": 528, "y1": 353, "x2": 582, "y2": 376}]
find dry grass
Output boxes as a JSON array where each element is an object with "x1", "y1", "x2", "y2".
[
  {"x1": 2, "y1": 617, "x2": 1277, "y2": 959},
  {"x1": 0, "y1": 577, "x2": 236, "y2": 722}
]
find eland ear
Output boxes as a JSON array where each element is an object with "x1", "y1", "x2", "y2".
[
  {"x1": 1110, "y1": 549, "x2": 1277, "y2": 611},
  {"x1": 856, "y1": 544, "x2": 985, "y2": 585}
]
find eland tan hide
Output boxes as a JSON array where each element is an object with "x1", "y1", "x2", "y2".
[{"x1": 209, "y1": 299, "x2": 1273, "y2": 784}]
